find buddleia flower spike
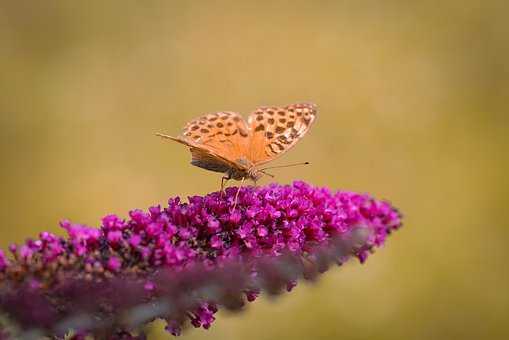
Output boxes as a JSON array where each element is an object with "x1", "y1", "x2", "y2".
[{"x1": 0, "y1": 182, "x2": 402, "y2": 338}]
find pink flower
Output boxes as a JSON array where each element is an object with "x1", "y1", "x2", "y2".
[{"x1": 0, "y1": 182, "x2": 402, "y2": 338}]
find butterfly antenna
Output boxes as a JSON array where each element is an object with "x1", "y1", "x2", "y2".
[
  {"x1": 260, "y1": 162, "x2": 310, "y2": 171},
  {"x1": 260, "y1": 170, "x2": 275, "y2": 178},
  {"x1": 155, "y1": 133, "x2": 175, "y2": 140}
]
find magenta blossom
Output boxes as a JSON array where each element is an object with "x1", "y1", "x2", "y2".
[{"x1": 0, "y1": 181, "x2": 402, "y2": 339}]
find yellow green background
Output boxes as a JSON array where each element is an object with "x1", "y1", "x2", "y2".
[{"x1": 1, "y1": 1, "x2": 507, "y2": 339}]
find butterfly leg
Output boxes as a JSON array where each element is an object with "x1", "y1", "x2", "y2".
[
  {"x1": 232, "y1": 177, "x2": 245, "y2": 211},
  {"x1": 220, "y1": 175, "x2": 230, "y2": 197}
]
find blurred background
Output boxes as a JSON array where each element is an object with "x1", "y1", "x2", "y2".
[{"x1": 1, "y1": 1, "x2": 508, "y2": 339}]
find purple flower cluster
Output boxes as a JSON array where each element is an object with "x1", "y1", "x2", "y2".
[{"x1": 0, "y1": 181, "x2": 401, "y2": 338}]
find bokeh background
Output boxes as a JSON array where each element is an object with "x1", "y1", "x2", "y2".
[{"x1": 1, "y1": 1, "x2": 508, "y2": 339}]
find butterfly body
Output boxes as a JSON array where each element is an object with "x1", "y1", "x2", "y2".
[
  {"x1": 225, "y1": 158, "x2": 262, "y2": 181},
  {"x1": 157, "y1": 103, "x2": 317, "y2": 185}
]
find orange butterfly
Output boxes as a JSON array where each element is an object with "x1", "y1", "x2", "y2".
[{"x1": 156, "y1": 103, "x2": 317, "y2": 192}]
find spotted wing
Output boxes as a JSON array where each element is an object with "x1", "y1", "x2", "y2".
[
  {"x1": 158, "y1": 111, "x2": 251, "y2": 173},
  {"x1": 247, "y1": 103, "x2": 317, "y2": 165}
]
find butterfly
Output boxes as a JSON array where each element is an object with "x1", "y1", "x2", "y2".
[{"x1": 156, "y1": 102, "x2": 317, "y2": 192}]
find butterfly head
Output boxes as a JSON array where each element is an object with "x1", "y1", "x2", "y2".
[
  {"x1": 230, "y1": 158, "x2": 264, "y2": 182},
  {"x1": 247, "y1": 166, "x2": 264, "y2": 182}
]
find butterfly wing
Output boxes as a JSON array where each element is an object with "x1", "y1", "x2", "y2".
[
  {"x1": 247, "y1": 103, "x2": 317, "y2": 165},
  {"x1": 157, "y1": 135, "x2": 236, "y2": 173},
  {"x1": 158, "y1": 111, "x2": 252, "y2": 173}
]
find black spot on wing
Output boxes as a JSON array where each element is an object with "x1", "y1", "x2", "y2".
[
  {"x1": 275, "y1": 126, "x2": 285, "y2": 134},
  {"x1": 273, "y1": 142, "x2": 284, "y2": 151},
  {"x1": 267, "y1": 144, "x2": 278, "y2": 154},
  {"x1": 255, "y1": 124, "x2": 265, "y2": 132},
  {"x1": 225, "y1": 129, "x2": 238, "y2": 137},
  {"x1": 278, "y1": 135, "x2": 292, "y2": 144}
]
